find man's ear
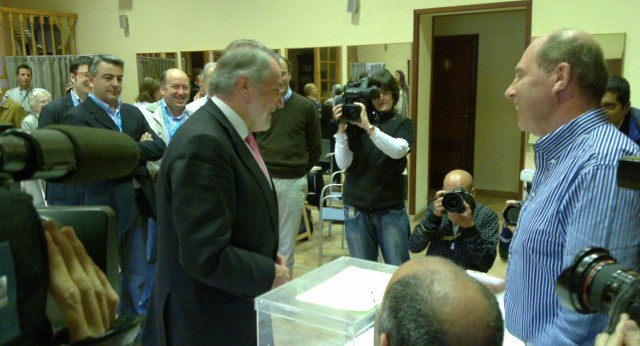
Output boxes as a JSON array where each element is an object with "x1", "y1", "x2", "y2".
[
  {"x1": 551, "y1": 62, "x2": 571, "y2": 94},
  {"x1": 470, "y1": 187, "x2": 477, "y2": 197},
  {"x1": 622, "y1": 101, "x2": 631, "y2": 114},
  {"x1": 379, "y1": 332, "x2": 390, "y2": 346},
  {"x1": 236, "y1": 75, "x2": 251, "y2": 97}
]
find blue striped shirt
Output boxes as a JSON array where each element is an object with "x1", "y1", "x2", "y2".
[{"x1": 505, "y1": 108, "x2": 640, "y2": 345}]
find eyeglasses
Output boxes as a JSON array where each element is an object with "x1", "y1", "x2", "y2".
[{"x1": 74, "y1": 72, "x2": 90, "y2": 79}]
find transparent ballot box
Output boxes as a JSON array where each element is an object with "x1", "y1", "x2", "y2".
[{"x1": 256, "y1": 257, "x2": 398, "y2": 345}]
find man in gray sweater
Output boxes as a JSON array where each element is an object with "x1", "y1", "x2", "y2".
[{"x1": 256, "y1": 55, "x2": 321, "y2": 276}]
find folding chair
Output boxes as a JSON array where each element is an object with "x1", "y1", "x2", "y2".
[{"x1": 317, "y1": 170, "x2": 346, "y2": 266}]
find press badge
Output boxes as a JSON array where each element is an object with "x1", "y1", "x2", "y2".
[{"x1": 348, "y1": 206, "x2": 355, "y2": 218}]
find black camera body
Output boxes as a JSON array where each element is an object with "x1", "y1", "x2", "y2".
[
  {"x1": 555, "y1": 156, "x2": 640, "y2": 333},
  {"x1": 336, "y1": 78, "x2": 380, "y2": 123},
  {"x1": 442, "y1": 187, "x2": 476, "y2": 213},
  {"x1": 503, "y1": 201, "x2": 523, "y2": 227}
]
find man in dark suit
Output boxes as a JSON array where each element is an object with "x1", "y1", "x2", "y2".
[
  {"x1": 142, "y1": 40, "x2": 289, "y2": 345},
  {"x1": 62, "y1": 54, "x2": 165, "y2": 318},
  {"x1": 38, "y1": 55, "x2": 93, "y2": 206}
]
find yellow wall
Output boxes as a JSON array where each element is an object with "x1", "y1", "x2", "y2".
[
  {"x1": 434, "y1": 11, "x2": 526, "y2": 193},
  {"x1": 354, "y1": 43, "x2": 412, "y2": 80},
  {"x1": 6, "y1": 0, "x2": 639, "y2": 103},
  {"x1": 3, "y1": 0, "x2": 639, "y2": 214}
]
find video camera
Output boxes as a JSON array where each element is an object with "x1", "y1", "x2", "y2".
[
  {"x1": 0, "y1": 125, "x2": 141, "y2": 344},
  {"x1": 335, "y1": 78, "x2": 381, "y2": 123},
  {"x1": 555, "y1": 156, "x2": 640, "y2": 333}
]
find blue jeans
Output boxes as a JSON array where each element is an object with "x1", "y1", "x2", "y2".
[
  {"x1": 83, "y1": 180, "x2": 146, "y2": 318},
  {"x1": 343, "y1": 203, "x2": 410, "y2": 265},
  {"x1": 138, "y1": 217, "x2": 158, "y2": 316}
]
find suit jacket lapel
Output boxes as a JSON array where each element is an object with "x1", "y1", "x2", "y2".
[
  {"x1": 153, "y1": 107, "x2": 168, "y2": 142},
  {"x1": 203, "y1": 101, "x2": 279, "y2": 233},
  {"x1": 85, "y1": 98, "x2": 119, "y2": 131},
  {"x1": 63, "y1": 94, "x2": 74, "y2": 113}
]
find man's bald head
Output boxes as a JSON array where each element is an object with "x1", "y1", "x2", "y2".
[
  {"x1": 160, "y1": 68, "x2": 190, "y2": 115},
  {"x1": 378, "y1": 257, "x2": 503, "y2": 346},
  {"x1": 443, "y1": 169, "x2": 474, "y2": 193}
]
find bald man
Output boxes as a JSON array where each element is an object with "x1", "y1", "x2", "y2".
[
  {"x1": 408, "y1": 169, "x2": 499, "y2": 272},
  {"x1": 376, "y1": 257, "x2": 504, "y2": 346},
  {"x1": 143, "y1": 68, "x2": 192, "y2": 179},
  {"x1": 139, "y1": 67, "x2": 192, "y2": 315}
]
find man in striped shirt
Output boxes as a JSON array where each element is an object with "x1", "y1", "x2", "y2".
[{"x1": 503, "y1": 29, "x2": 640, "y2": 345}]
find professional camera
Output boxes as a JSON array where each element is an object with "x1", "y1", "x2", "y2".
[
  {"x1": 1, "y1": 125, "x2": 142, "y2": 343},
  {"x1": 442, "y1": 187, "x2": 476, "y2": 213},
  {"x1": 555, "y1": 156, "x2": 640, "y2": 333},
  {"x1": 556, "y1": 247, "x2": 640, "y2": 332},
  {"x1": 335, "y1": 78, "x2": 381, "y2": 123},
  {"x1": 503, "y1": 201, "x2": 522, "y2": 227}
]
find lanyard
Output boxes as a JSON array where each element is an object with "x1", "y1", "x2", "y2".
[{"x1": 161, "y1": 105, "x2": 186, "y2": 140}]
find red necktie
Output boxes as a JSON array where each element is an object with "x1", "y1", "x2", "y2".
[{"x1": 245, "y1": 133, "x2": 270, "y2": 180}]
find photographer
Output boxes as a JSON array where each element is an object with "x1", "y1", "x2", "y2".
[
  {"x1": 333, "y1": 69, "x2": 413, "y2": 265},
  {"x1": 408, "y1": 169, "x2": 499, "y2": 272}
]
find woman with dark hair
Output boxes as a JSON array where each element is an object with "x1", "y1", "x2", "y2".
[
  {"x1": 332, "y1": 69, "x2": 414, "y2": 265},
  {"x1": 394, "y1": 70, "x2": 409, "y2": 117},
  {"x1": 134, "y1": 76, "x2": 161, "y2": 111}
]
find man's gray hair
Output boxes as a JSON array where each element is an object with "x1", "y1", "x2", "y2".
[
  {"x1": 209, "y1": 39, "x2": 278, "y2": 97},
  {"x1": 536, "y1": 29, "x2": 608, "y2": 102},
  {"x1": 89, "y1": 54, "x2": 125, "y2": 76},
  {"x1": 200, "y1": 62, "x2": 217, "y2": 80}
]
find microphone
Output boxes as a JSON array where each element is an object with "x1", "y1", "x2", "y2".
[{"x1": 0, "y1": 125, "x2": 140, "y2": 184}]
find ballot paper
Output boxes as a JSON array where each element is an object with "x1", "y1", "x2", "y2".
[{"x1": 295, "y1": 266, "x2": 393, "y2": 312}]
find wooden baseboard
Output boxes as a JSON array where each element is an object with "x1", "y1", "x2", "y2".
[{"x1": 475, "y1": 189, "x2": 519, "y2": 199}]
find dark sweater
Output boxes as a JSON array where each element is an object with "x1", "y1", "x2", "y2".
[
  {"x1": 343, "y1": 112, "x2": 413, "y2": 211},
  {"x1": 256, "y1": 92, "x2": 322, "y2": 178}
]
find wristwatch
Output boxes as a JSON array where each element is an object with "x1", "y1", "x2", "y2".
[{"x1": 367, "y1": 125, "x2": 375, "y2": 136}]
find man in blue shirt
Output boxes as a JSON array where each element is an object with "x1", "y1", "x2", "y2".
[
  {"x1": 601, "y1": 75, "x2": 640, "y2": 145},
  {"x1": 503, "y1": 29, "x2": 640, "y2": 345}
]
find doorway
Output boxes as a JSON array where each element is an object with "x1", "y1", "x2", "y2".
[
  {"x1": 409, "y1": 1, "x2": 531, "y2": 216},
  {"x1": 429, "y1": 35, "x2": 478, "y2": 190}
]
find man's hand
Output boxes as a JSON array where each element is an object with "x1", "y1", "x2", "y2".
[
  {"x1": 272, "y1": 253, "x2": 290, "y2": 289},
  {"x1": 596, "y1": 314, "x2": 640, "y2": 346},
  {"x1": 139, "y1": 132, "x2": 152, "y2": 142},
  {"x1": 447, "y1": 201, "x2": 474, "y2": 228},
  {"x1": 44, "y1": 221, "x2": 119, "y2": 342},
  {"x1": 433, "y1": 190, "x2": 447, "y2": 217}
]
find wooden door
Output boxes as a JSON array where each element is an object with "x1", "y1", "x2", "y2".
[
  {"x1": 429, "y1": 35, "x2": 478, "y2": 190},
  {"x1": 315, "y1": 47, "x2": 341, "y2": 102}
]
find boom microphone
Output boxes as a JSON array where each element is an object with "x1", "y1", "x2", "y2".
[{"x1": 0, "y1": 125, "x2": 140, "y2": 184}]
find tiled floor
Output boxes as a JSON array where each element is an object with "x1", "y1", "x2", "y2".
[{"x1": 291, "y1": 192, "x2": 510, "y2": 280}]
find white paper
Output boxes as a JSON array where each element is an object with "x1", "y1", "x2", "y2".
[{"x1": 296, "y1": 266, "x2": 392, "y2": 312}]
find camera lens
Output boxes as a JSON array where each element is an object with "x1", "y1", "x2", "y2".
[
  {"x1": 503, "y1": 204, "x2": 521, "y2": 227},
  {"x1": 556, "y1": 247, "x2": 640, "y2": 314},
  {"x1": 442, "y1": 193, "x2": 465, "y2": 213}
]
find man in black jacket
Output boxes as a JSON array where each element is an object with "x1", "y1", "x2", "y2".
[
  {"x1": 38, "y1": 55, "x2": 93, "y2": 206},
  {"x1": 62, "y1": 54, "x2": 165, "y2": 318}
]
